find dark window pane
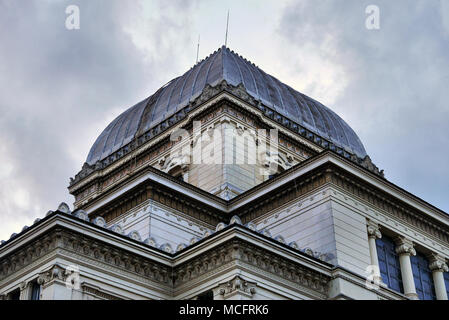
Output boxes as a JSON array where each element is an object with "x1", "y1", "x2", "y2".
[
  {"x1": 196, "y1": 290, "x2": 213, "y2": 300},
  {"x1": 376, "y1": 235, "x2": 403, "y2": 293},
  {"x1": 411, "y1": 253, "x2": 436, "y2": 300},
  {"x1": 31, "y1": 282, "x2": 40, "y2": 300},
  {"x1": 10, "y1": 289, "x2": 20, "y2": 300}
]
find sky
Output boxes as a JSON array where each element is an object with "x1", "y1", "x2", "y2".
[{"x1": 0, "y1": 0, "x2": 448, "y2": 241}]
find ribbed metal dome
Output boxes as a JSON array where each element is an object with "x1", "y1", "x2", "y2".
[{"x1": 86, "y1": 46, "x2": 367, "y2": 165}]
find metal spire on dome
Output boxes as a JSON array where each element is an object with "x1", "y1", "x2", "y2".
[
  {"x1": 225, "y1": 9, "x2": 230, "y2": 47},
  {"x1": 196, "y1": 34, "x2": 200, "y2": 64}
]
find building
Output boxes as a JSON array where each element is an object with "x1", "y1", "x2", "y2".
[{"x1": 0, "y1": 46, "x2": 448, "y2": 300}]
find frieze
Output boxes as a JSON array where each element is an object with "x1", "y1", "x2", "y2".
[
  {"x1": 0, "y1": 228, "x2": 172, "y2": 287},
  {"x1": 173, "y1": 239, "x2": 330, "y2": 296},
  {"x1": 234, "y1": 162, "x2": 449, "y2": 246},
  {"x1": 94, "y1": 182, "x2": 224, "y2": 226},
  {"x1": 330, "y1": 167, "x2": 449, "y2": 244},
  {"x1": 81, "y1": 283, "x2": 123, "y2": 300}
]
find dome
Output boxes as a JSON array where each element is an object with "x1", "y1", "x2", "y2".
[{"x1": 86, "y1": 46, "x2": 367, "y2": 165}]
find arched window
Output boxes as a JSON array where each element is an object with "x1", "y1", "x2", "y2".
[
  {"x1": 411, "y1": 252, "x2": 436, "y2": 300},
  {"x1": 376, "y1": 235, "x2": 403, "y2": 293}
]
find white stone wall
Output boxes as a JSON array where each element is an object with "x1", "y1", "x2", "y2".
[
  {"x1": 108, "y1": 200, "x2": 214, "y2": 250},
  {"x1": 252, "y1": 186, "x2": 374, "y2": 278},
  {"x1": 253, "y1": 187, "x2": 338, "y2": 265},
  {"x1": 330, "y1": 200, "x2": 371, "y2": 277}
]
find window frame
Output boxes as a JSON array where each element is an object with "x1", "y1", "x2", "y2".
[
  {"x1": 376, "y1": 235, "x2": 404, "y2": 293},
  {"x1": 411, "y1": 252, "x2": 436, "y2": 300}
]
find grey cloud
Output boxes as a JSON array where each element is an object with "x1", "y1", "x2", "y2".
[
  {"x1": 0, "y1": 0, "x2": 199, "y2": 239},
  {"x1": 278, "y1": 0, "x2": 449, "y2": 212}
]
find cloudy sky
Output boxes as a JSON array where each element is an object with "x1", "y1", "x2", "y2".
[{"x1": 0, "y1": 0, "x2": 448, "y2": 240}]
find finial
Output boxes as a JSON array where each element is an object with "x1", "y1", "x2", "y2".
[
  {"x1": 196, "y1": 34, "x2": 200, "y2": 64},
  {"x1": 225, "y1": 9, "x2": 230, "y2": 47}
]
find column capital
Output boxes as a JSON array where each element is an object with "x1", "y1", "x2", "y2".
[
  {"x1": 367, "y1": 220, "x2": 382, "y2": 239},
  {"x1": 394, "y1": 236, "x2": 416, "y2": 256},
  {"x1": 428, "y1": 254, "x2": 449, "y2": 273},
  {"x1": 19, "y1": 281, "x2": 28, "y2": 291}
]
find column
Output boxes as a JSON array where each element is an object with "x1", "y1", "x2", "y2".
[
  {"x1": 394, "y1": 236, "x2": 418, "y2": 299},
  {"x1": 19, "y1": 281, "x2": 31, "y2": 300},
  {"x1": 366, "y1": 221, "x2": 382, "y2": 285},
  {"x1": 428, "y1": 254, "x2": 448, "y2": 300}
]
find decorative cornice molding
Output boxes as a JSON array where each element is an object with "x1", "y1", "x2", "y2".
[
  {"x1": 327, "y1": 165, "x2": 449, "y2": 244},
  {"x1": 1, "y1": 219, "x2": 331, "y2": 300},
  {"x1": 0, "y1": 227, "x2": 171, "y2": 288},
  {"x1": 81, "y1": 283, "x2": 123, "y2": 300},
  {"x1": 37, "y1": 264, "x2": 68, "y2": 287},
  {"x1": 173, "y1": 239, "x2": 330, "y2": 297}
]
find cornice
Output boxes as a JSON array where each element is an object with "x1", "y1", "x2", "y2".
[
  {"x1": 172, "y1": 238, "x2": 330, "y2": 297},
  {"x1": 0, "y1": 212, "x2": 333, "y2": 298}
]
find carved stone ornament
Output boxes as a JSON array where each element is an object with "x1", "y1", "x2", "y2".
[
  {"x1": 73, "y1": 209, "x2": 89, "y2": 221},
  {"x1": 19, "y1": 281, "x2": 28, "y2": 291},
  {"x1": 57, "y1": 202, "x2": 71, "y2": 214},
  {"x1": 394, "y1": 237, "x2": 416, "y2": 256},
  {"x1": 367, "y1": 222, "x2": 382, "y2": 239},
  {"x1": 127, "y1": 230, "x2": 142, "y2": 242},
  {"x1": 176, "y1": 243, "x2": 188, "y2": 252},
  {"x1": 274, "y1": 235, "x2": 286, "y2": 244},
  {"x1": 160, "y1": 243, "x2": 173, "y2": 254},
  {"x1": 428, "y1": 254, "x2": 449, "y2": 273},
  {"x1": 218, "y1": 276, "x2": 256, "y2": 298},
  {"x1": 189, "y1": 237, "x2": 201, "y2": 245},
  {"x1": 245, "y1": 222, "x2": 257, "y2": 231},
  {"x1": 143, "y1": 237, "x2": 158, "y2": 247},
  {"x1": 108, "y1": 224, "x2": 124, "y2": 235},
  {"x1": 37, "y1": 265, "x2": 67, "y2": 286},
  {"x1": 229, "y1": 215, "x2": 242, "y2": 225},
  {"x1": 259, "y1": 229, "x2": 272, "y2": 238},
  {"x1": 215, "y1": 222, "x2": 227, "y2": 232},
  {"x1": 203, "y1": 230, "x2": 213, "y2": 237},
  {"x1": 92, "y1": 216, "x2": 106, "y2": 228},
  {"x1": 288, "y1": 241, "x2": 299, "y2": 250}
]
